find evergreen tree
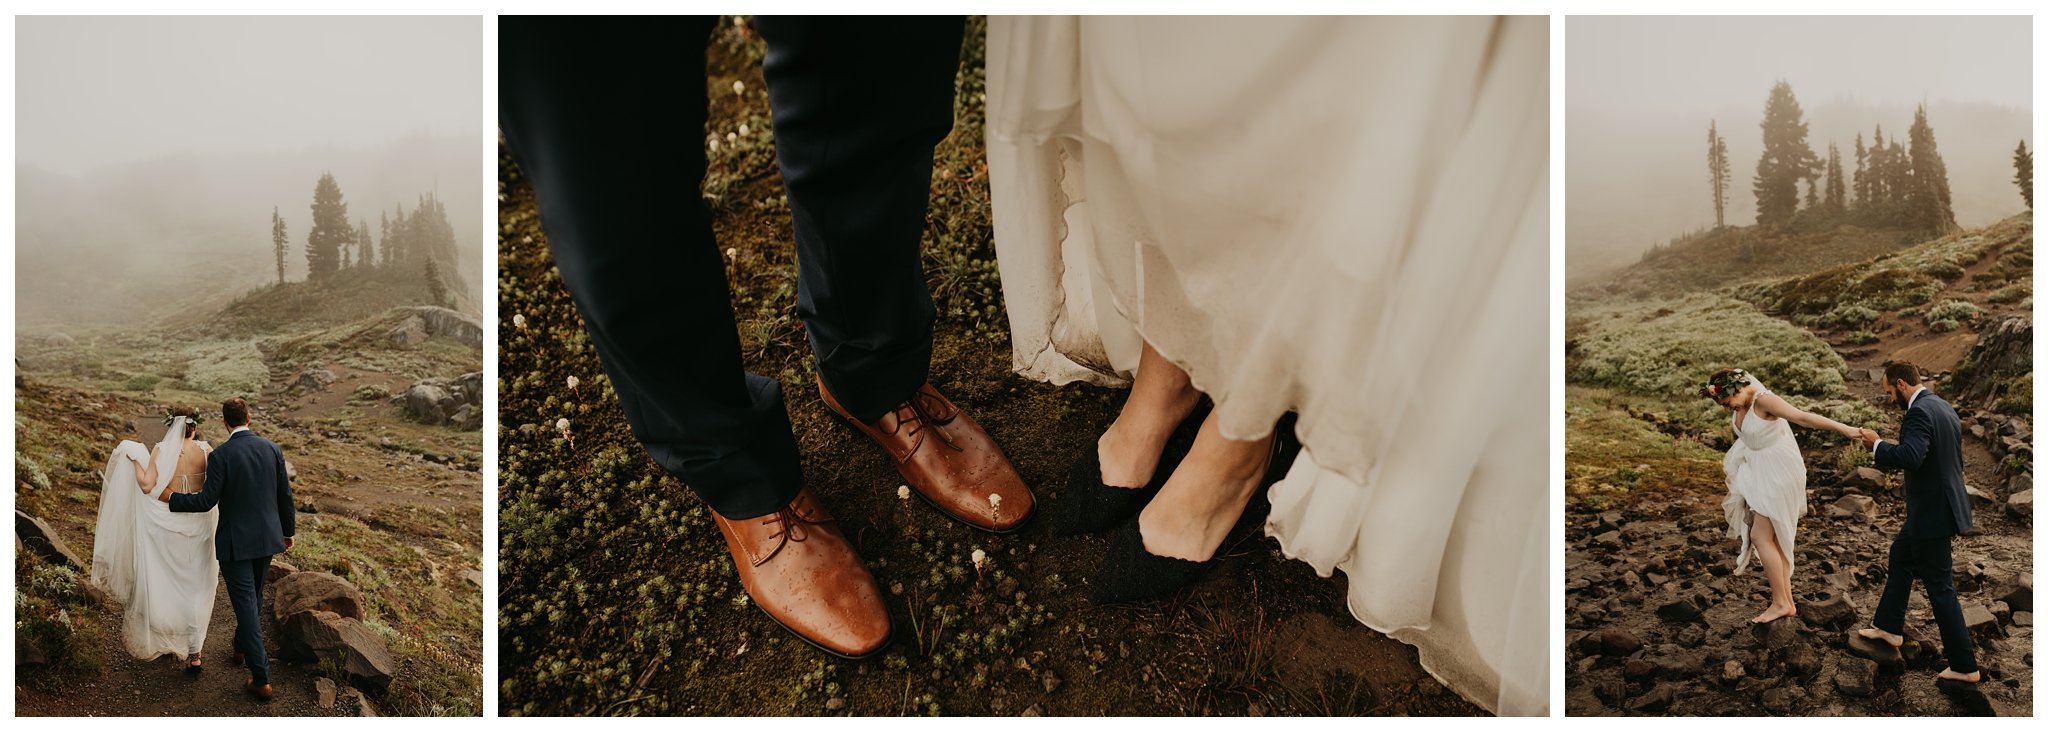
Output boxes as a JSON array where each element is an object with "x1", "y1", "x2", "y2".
[
  {"x1": 356, "y1": 219, "x2": 375, "y2": 268},
  {"x1": 1824, "y1": 143, "x2": 1846, "y2": 215},
  {"x1": 424, "y1": 256, "x2": 449, "y2": 308},
  {"x1": 1752, "y1": 81, "x2": 1816, "y2": 227},
  {"x1": 1707, "y1": 120, "x2": 1730, "y2": 227},
  {"x1": 1867, "y1": 126, "x2": 1890, "y2": 214},
  {"x1": 1852, "y1": 133, "x2": 1868, "y2": 210},
  {"x1": 306, "y1": 172, "x2": 350, "y2": 280},
  {"x1": 378, "y1": 211, "x2": 392, "y2": 267},
  {"x1": 388, "y1": 205, "x2": 411, "y2": 266},
  {"x1": 2016, "y1": 139, "x2": 2033, "y2": 209},
  {"x1": 270, "y1": 206, "x2": 288, "y2": 285},
  {"x1": 1905, "y1": 105, "x2": 1956, "y2": 232}
]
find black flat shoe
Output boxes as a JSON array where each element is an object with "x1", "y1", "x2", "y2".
[
  {"x1": 1052, "y1": 399, "x2": 1211, "y2": 536},
  {"x1": 1090, "y1": 514, "x2": 1215, "y2": 604},
  {"x1": 186, "y1": 656, "x2": 203, "y2": 675}
]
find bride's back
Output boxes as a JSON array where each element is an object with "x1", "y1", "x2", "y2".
[{"x1": 165, "y1": 433, "x2": 210, "y2": 493}]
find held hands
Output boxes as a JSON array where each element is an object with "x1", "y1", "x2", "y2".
[{"x1": 1854, "y1": 428, "x2": 1881, "y2": 447}]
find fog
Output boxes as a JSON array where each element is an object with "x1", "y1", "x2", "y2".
[
  {"x1": 1568, "y1": 16, "x2": 2031, "y2": 280},
  {"x1": 15, "y1": 16, "x2": 482, "y2": 326}
]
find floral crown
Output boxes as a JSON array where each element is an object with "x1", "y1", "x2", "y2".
[
  {"x1": 1699, "y1": 369, "x2": 1751, "y2": 400},
  {"x1": 163, "y1": 411, "x2": 206, "y2": 427}
]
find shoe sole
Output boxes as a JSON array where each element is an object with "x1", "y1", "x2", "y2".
[
  {"x1": 822, "y1": 407, "x2": 1036, "y2": 535},
  {"x1": 754, "y1": 605, "x2": 894, "y2": 661}
]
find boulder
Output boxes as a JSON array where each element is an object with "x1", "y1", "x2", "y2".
[
  {"x1": 1656, "y1": 596, "x2": 1705, "y2": 623},
  {"x1": 1995, "y1": 574, "x2": 2032, "y2": 612},
  {"x1": 390, "y1": 306, "x2": 484, "y2": 348},
  {"x1": 279, "y1": 610, "x2": 395, "y2": 691},
  {"x1": 1802, "y1": 592, "x2": 1857, "y2": 630},
  {"x1": 291, "y1": 369, "x2": 338, "y2": 394},
  {"x1": 385, "y1": 316, "x2": 430, "y2": 347},
  {"x1": 2007, "y1": 489, "x2": 2032, "y2": 520},
  {"x1": 267, "y1": 560, "x2": 300, "y2": 584},
  {"x1": 1827, "y1": 494, "x2": 1879, "y2": 523},
  {"x1": 15, "y1": 511, "x2": 84, "y2": 570},
  {"x1": 273, "y1": 571, "x2": 367, "y2": 622},
  {"x1": 403, "y1": 383, "x2": 455, "y2": 424},
  {"x1": 1842, "y1": 467, "x2": 1885, "y2": 491},
  {"x1": 1834, "y1": 657, "x2": 1877, "y2": 698}
]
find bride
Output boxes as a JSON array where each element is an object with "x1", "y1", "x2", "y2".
[
  {"x1": 1702, "y1": 368, "x2": 1864, "y2": 625},
  {"x1": 987, "y1": 16, "x2": 1548, "y2": 714},
  {"x1": 90, "y1": 410, "x2": 219, "y2": 671}
]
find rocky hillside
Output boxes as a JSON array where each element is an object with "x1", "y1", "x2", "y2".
[{"x1": 14, "y1": 277, "x2": 483, "y2": 716}]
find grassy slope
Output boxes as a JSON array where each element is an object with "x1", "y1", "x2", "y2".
[{"x1": 498, "y1": 17, "x2": 1478, "y2": 717}]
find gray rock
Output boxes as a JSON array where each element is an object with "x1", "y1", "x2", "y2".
[
  {"x1": 1962, "y1": 604, "x2": 2000, "y2": 638},
  {"x1": 385, "y1": 316, "x2": 430, "y2": 347},
  {"x1": 1827, "y1": 494, "x2": 1880, "y2": 522},
  {"x1": 316, "y1": 676, "x2": 337, "y2": 708},
  {"x1": 15, "y1": 510, "x2": 84, "y2": 570},
  {"x1": 1803, "y1": 592, "x2": 1858, "y2": 629},
  {"x1": 291, "y1": 369, "x2": 337, "y2": 394},
  {"x1": 1843, "y1": 467, "x2": 1885, "y2": 490},
  {"x1": 2007, "y1": 489, "x2": 2032, "y2": 520}
]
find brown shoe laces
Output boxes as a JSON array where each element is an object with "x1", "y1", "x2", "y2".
[
  {"x1": 883, "y1": 388, "x2": 965, "y2": 459},
  {"x1": 753, "y1": 502, "x2": 830, "y2": 566}
]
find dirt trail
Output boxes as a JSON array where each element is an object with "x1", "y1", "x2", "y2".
[
  {"x1": 16, "y1": 581, "x2": 363, "y2": 717},
  {"x1": 1564, "y1": 256, "x2": 2034, "y2": 716}
]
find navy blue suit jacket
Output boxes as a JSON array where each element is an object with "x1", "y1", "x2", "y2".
[
  {"x1": 1873, "y1": 391, "x2": 1972, "y2": 539},
  {"x1": 169, "y1": 429, "x2": 296, "y2": 561}
]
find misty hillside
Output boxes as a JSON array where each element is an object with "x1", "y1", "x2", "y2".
[
  {"x1": 15, "y1": 132, "x2": 482, "y2": 327},
  {"x1": 1569, "y1": 100, "x2": 2030, "y2": 281}
]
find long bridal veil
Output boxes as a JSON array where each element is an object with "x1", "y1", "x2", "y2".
[
  {"x1": 90, "y1": 417, "x2": 218, "y2": 660},
  {"x1": 987, "y1": 16, "x2": 1549, "y2": 715}
]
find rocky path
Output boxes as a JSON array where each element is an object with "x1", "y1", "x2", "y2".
[
  {"x1": 1564, "y1": 303, "x2": 2034, "y2": 716},
  {"x1": 16, "y1": 579, "x2": 365, "y2": 717}
]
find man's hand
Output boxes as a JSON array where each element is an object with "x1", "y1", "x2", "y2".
[
  {"x1": 1857, "y1": 428, "x2": 1880, "y2": 447},
  {"x1": 283, "y1": 536, "x2": 294, "y2": 552}
]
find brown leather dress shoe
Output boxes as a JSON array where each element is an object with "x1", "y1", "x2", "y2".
[
  {"x1": 819, "y1": 379, "x2": 1035, "y2": 533},
  {"x1": 712, "y1": 487, "x2": 891, "y2": 659},
  {"x1": 245, "y1": 678, "x2": 273, "y2": 701}
]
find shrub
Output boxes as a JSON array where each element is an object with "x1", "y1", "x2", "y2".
[
  {"x1": 1823, "y1": 305, "x2": 1880, "y2": 329},
  {"x1": 1570, "y1": 294, "x2": 1847, "y2": 398},
  {"x1": 1924, "y1": 299, "x2": 1985, "y2": 326},
  {"x1": 1930, "y1": 319, "x2": 1962, "y2": 333},
  {"x1": 1986, "y1": 284, "x2": 2030, "y2": 304},
  {"x1": 14, "y1": 558, "x2": 105, "y2": 689},
  {"x1": 1843, "y1": 331, "x2": 1879, "y2": 345},
  {"x1": 1924, "y1": 261, "x2": 1965, "y2": 281}
]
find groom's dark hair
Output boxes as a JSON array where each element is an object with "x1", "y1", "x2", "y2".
[
  {"x1": 1882, "y1": 361, "x2": 1922, "y2": 387},
  {"x1": 222, "y1": 397, "x2": 250, "y2": 428}
]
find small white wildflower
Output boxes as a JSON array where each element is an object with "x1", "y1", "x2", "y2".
[
  {"x1": 726, "y1": 132, "x2": 737, "y2": 144},
  {"x1": 738, "y1": 123, "x2": 750, "y2": 137},
  {"x1": 988, "y1": 493, "x2": 1002, "y2": 509},
  {"x1": 732, "y1": 16, "x2": 745, "y2": 27},
  {"x1": 725, "y1": 247, "x2": 738, "y2": 259},
  {"x1": 556, "y1": 417, "x2": 570, "y2": 433},
  {"x1": 566, "y1": 375, "x2": 580, "y2": 390},
  {"x1": 709, "y1": 137, "x2": 721, "y2": 152},
  {"x1": 897, "y1": 485, "x2": 911, "y2": 500},
  {"x1": 732, "y1": 80, "x2": 746, "y2": 96},
  {"x1": 970, "y1": 549, "x2": 987, "y2": 569},
  {"x1": 512, "y1": 313, "x2": 526, "y2": 329}
]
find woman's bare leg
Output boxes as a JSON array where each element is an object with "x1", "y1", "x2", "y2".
[
  {"x1": 1135, "y1": 410, "x2": 1275, "y2": 562},
  {"x1": 1096, "y1": 342, "x2": 1202, "y2": 487},
  {"x1": 1748, "y1": 515, "x2": 1797, "y2": 623}
]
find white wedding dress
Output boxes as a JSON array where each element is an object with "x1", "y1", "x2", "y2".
[
  {"x1": 1721, "y1": 384, "x2": 1808, "y2": 574},
  {"x1": 90, "y1": 417, "x2": 218, "y2": 661},
  {"x1": 986, "y1": 16, "x2": 1549, "y2": 715}
]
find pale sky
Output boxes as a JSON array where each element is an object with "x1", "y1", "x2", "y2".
[
  {"x1": 1570, "y1": 16, "x2": 2031, "y2": 115},
  {"x1": 17, "y1": 16, "x2": 481, "y2": 175}
]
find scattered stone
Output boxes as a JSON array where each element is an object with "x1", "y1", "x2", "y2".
[
  {"x1": 1598, "y1": 628, "x2": 1643, "y2": 656},
  {"x1": 1756, "y1": 617, "x2": 1801, "y2": 649},
  {"x1": 1845, "y1": 631, "x2": 1904, "y2": 670},
  {"x1": 273, "y1": 571, "x2": 367, "y2": 622},
  {"x1": 2007, "y1": 489, "x2": 2032, "y2": 520},
  {"x1": 1834, "y1": 657, "x2": 1877, "y2": 697},
  {"x1": 1656, "y1": 596, "x2": 1704, "y2": 623},
  {"x1": 2012, "y1": 611, "x2": 2032, "y2": 627},
  {"x1": 15, "y1": 511, "x2": 84, "y2": 570},
  {"x1": 1965, "y1": 484, "x2": 1998, "y2": 505},
  {"x1": 1842, "y1": 467, "x2": 1885, "y2": 491},
  {"x1": 459, "y1": 569, "x2": 483, "y2": 589},
  {"x1": 1626, "y1": 684, "x2": 1675, "y2": 712},
  {"x1": 1827, "y1": 494, "x2": 1879, "y2": 522},
  {"x1": 1802, "y1": 592, "x2": 1857, "y2": 629},
  {"x1": 1721, "y1": 659, "x2": 1744, "y2": 684},
  {"x1": 291, "y1": 369, "x2": 338, "y2": 394},
  {"x1": 825, "y1": 697, "x2": 846, "y2": 712},
  {"x1": 1021, "y1": 704, "x2": 1044, "y2": 717},
  {"x1": 1761, "y1": 687, "x2": 1803, "y2": 715},
  {"x1": 316, "y1": 677, "x2": 338, "y2": 708},
  {"x1": 1962, "y1": 604, "x2": 2000, "y2": 638}
]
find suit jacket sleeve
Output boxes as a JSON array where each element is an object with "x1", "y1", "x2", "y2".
[
  {"x1": 167, "y1": 454, "x2": 224, "y2": 513},
  {"x1": 1875, "y1": 406, "x2": 1931, "y2": 471},
  {"x1": 275, "y1": 444, "x2": 296, "y2": 538}
]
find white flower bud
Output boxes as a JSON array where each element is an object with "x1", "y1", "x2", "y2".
[{"x1": 897, "y1": 485, "x2": 911, "y2": 500}]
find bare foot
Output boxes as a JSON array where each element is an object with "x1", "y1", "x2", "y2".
[
  {"x1": 1857, "y1": 627, "x2": 1904, "y2": 647},
  {"x1": 1135, "y1": 418, "x2": 1273, "y2": 562},
  {"x1": 1750, "y1": 603, "x2": 1797, "y2": 624},
  {"x1": 1936, "y1": 668, "x2": 1981, "y2": 683}
]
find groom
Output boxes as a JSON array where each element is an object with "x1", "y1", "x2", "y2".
[
  {"x1": 500, "y1": 16, "x2": 1035, "y2": 659},
  {"x1": 169, "y1": 397, "x2": 296, "y2": 701},
  {"x1": 1851, "y1": 361, "x2": 1978, "y2": 686}
]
